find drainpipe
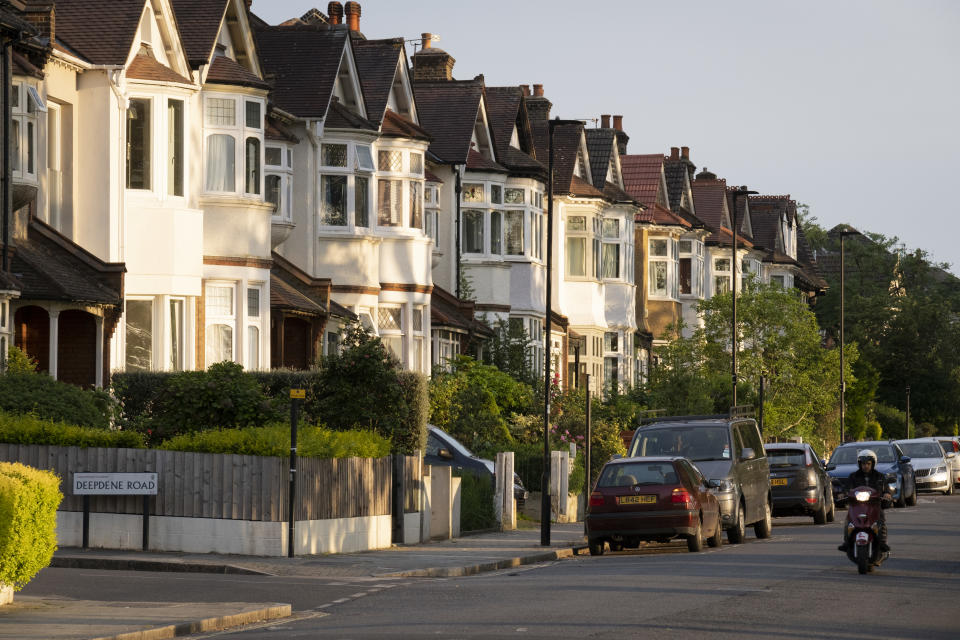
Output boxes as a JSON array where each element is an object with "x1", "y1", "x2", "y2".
[
  {"x1": 454, "y1": 164, "x2": 462, "y2": 299},
  {"x1": 2, "y1": 39, "x2": 10, "y2": 273}
]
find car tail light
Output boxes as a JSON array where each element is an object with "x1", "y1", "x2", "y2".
[
  {"x1": 671, "y1": 488, "x2": 692, "y2": 505},
  {"x1": 804, "y1": 449, "x2": 814, "y2": 467},
  {"x1": 589, "y1": 492, "x2": 605, "y2": 507}
]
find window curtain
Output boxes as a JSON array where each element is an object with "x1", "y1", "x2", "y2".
[
  {"x1": 602, "y1": 243, "x2": 619, "y2": 278},
  {"x1": 506, "y1": 211, "x2": 524, "y2": 255},
  {"x1": 567, "y1": 237, "x2": 585, "y2": 276},
  {"x1": 205, "y1": 324, "x2": 233, "y2": 364},
  {"x1": 206, "y1": 134, "x2": 235, "y2": 191}
]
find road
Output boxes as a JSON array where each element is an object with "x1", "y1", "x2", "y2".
[{"x1": 24, "y1": 494, "x2": 960, "y2": 639}]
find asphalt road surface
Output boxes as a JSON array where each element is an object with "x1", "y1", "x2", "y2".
[{"x1": 27, "y1": 494, "x2": 960, "y2": 639}]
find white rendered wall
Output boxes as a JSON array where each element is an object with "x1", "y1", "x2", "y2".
[{"x1": 125, "y1": 205, "x2": 203, "y2": 296}]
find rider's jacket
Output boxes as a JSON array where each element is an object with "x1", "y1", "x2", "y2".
[{"x1": 848, "y1": 467, "x2": 888, "y2": 497}]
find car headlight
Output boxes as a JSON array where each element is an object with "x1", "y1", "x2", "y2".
[
  {"x1": 934, "y1": 466, "x2": 946, "y2": 475},
  {"x1": 855, "y1": 490, "x2": 872, "y2": 502},
  {"x1": 711, "y1": 479, "x2": 736, "y2": 493}
]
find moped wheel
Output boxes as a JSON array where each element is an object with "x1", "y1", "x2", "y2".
[
  {"x1": 588, "y1": 539, "x2": 605, "y2": 556},
  {"x1": 856, "y1": 545, "x2": 869, "y2": 575}
]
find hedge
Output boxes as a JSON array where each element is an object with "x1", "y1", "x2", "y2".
[
  {"x1": 0, "y1": 373, "x2": 114, "y2": 429},
  {"x1": 455, "y1": 469, "x2": 496, "y2": 532},
  {"x1": 0, "y1": 462, "x2": 63, "y2": 591},
  {"x1": 158, "y1": 424, "x2": 391, "y2": 458},
  {"x1": 0, "y1": 412, "x2": 145, "y2": 448}
]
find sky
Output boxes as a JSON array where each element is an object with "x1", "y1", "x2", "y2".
[{"x1": 254, "y1": 0, "x2": 960, "y2": 273}]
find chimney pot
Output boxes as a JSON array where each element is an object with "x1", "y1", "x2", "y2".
[
  {"x1": 344, "y1": 1, "x2": 360, "y2": 31},
  {"x1": 613, "y1": 115, "x2": 623, "y2": 131},
  {"x1": 533, "y1": 84, "x2": 544, "y2": 97},
  {"x1": 327, "y1": 2, "x2": 343, "y2": 24},
  {"x1": 670, "y1": 147, "x2": 680, "y2": 160},
  {"x1": 519, "y1": 84, "x2": 530, "y2": 96},
  {"x1": 681, "y1": 146, "x2": 689, "y2": 160},
  {"x1": 600, "y1": 114, "x2": 610, "y2": 129},
  {"x1": 421, "y1": 32, "x2": 432, "y2": 49}
]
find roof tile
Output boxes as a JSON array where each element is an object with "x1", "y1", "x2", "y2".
[
  {"x1": 205, "y1": 55, "x2": 270, "y2": 89},
  {"x1": 170, "y1": 0, "x2": 228, "y2": 68},
  {"x1": 412, "y1": 79, "x2": 483, "y2": 164},
  {"x1": 127, "y1": 54, "x2": 192, "y2": 85},
  {"x1": 54, "y1": 0, "x2": 144, "y2": 66}
]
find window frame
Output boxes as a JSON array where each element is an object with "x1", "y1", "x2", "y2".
[{"x1": 203, "y1": 93, "x2": 265, "y2": 198}]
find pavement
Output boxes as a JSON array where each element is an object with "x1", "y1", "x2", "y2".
[{"x1": 2, "y1": 521, "x2": 587, "y2": 640}]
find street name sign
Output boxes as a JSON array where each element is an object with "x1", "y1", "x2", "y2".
[{"x1": 73, "y1": 472, "x2": 158, "y2": 495}]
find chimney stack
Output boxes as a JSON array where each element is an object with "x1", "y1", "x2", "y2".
[
  {"x1": 681, "y1": 146, "x2": 689, "y2": 160},
  {"x1": 519, "y1": 84, "x2": 530, "y2": 96},
  {"x1": 344, "y1": 1, "x2": 360, "y2": 31},
  {"x1": 670, "y1": 147, "x2": 680, "y2": 160},
  {"x1": 421, "y1": 32, "x2": 433, "y2": 49},
  {"x1": 613, "y1": 115, "x2": 623, "y2": 131},
  {"x1": 327, "y1": 2, "x2": 343, "y2": 24},
  {"x1": 600, "y1": 114, "x2": 610, "y2": 129},
  {"x1": 533, "y1": 84, "x2": 544, "y2": 97},
  {"x1": 23, "y1": 2, "x2": 54, "y2": 43},
  {"x1": 412, "y1": 42, "x2": 456, "y2": 81},
  {"x1": 525, "y1": 85, "x2": 552, "y2": 123}
]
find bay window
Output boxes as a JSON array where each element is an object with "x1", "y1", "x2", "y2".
[
  {"x1": 714, "y1": 257, "x2": 731, "y2": 295},
  {"x1": 205, "y1": 283, "x2": 235, "y2": 364},
  {"x1": 247, "y1": 287, "x2": 261, "y2": 370},
  {"x1": 409, "y1": 181, "x2": 422, "y2": 229},
  {"x1": 265, "y1": 144, "x2": 292, "y2": 219},
  {"x1": 464, "y1": 209, "x2": 484, "y2": 253},
  {"x1": 462, "y1": 183, "x2": 484, "y2": 203},
  {"x1": 648, "y1": 238, "x2": 670, "y2": 296},
  {"x1": 505, "y1": 188, "x2": 524, "y2": 204},
  {"x1": 490, "y1": 210, "x2": 502, "y2": 254},
  {"x1": 566, "y1": 215, "x2": 588, "y2": 277},
  {"x1": 169, "y1": 299, "x2": 184, "y2": 371},
  {"x1": 678, "y1": 239, "x2": 703, "y2": 296},
  {"x1": 413, "y1": 306, "x2": 425, "y2": 372},
  {"x1": 321, "y1": 174, "x2": 347, "y2": 225},
  {"x1": 12, "y1": 83, "x2": 41, "y2": 183},
  {"x1": 377, "y1": 179, "x2": 402, "y2": 226},
  {"x1": 601, "y1": 218, "x2": 620, "y2": 278},
  {"x1": 378, "y1": 306, "x2": 403, "y2": 360},
  {"x1": 505, "y1": 210, "x2": 524, "y2": 255},
  {"x1": 125, "y1": 299, "x2": 153, "y2": 371},
  {"x1": 355, "y1": 176, "x2": 370, "y2": 227},
  {"x1": 204, "y1": 94, "x2": 264, "y2": 196},
  {"x1": 126, "y1": 98, "x2": 151, "y2": 189},
  {"x1": 167, "y1": 100, "x2": 184, "y2": 196}
]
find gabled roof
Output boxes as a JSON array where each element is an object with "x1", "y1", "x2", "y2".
[
  {"x1": 53, "y1": 0, "x2": 146, "y2": 66},
  {"x1": 637, "y1": 203, "x2": 691, "y2": 228},
  {"x1": 324, "y1": 98, "x2": 378, "y2": 131},
  {"x1": 170, "y1": 0, "x2": 229, "y2": 68},
  {"x1": 352, "y1": 37, "x2": 405, "y2": 124},
  {"x1": 205, "y1": 54, "x2": 270, "y2": 89},
  {"x1": 549, "y1": 122, "x2": 587, "y2": 195},
  {"x1": 483, "y1": 86, "x2": 545, "y2": 176},
  {"x1": 692, "y1": 176, "x2": 740, "y2": 245},
  {"x1": 265, "y1": 115, "x2": 299, "y2": 143},
  {"x1": 380, "y1": 109, "x2": 431, "y2": 141},
  {"x1": 745, "y1": 196, "x2": 793, "y2": 253},
  {"x1": 602, "y1": 182, "x2": 635, "y2": 204},
  {"x1": 430, "y1": 286, "x2": 494, "y2": 338},
  {"x1": 412, "y1": 79, "x2": 483, "y2": 164},
  {"x1": 584, "y1": 129, "x2": 617, "y2": 190},
  {"x1": 256, "y1": 25, "x2": 349, "y2": 119},
  {"x1": 466, "y1": 148, "x2": 508, "y2": 173},
  {"x1": 12, "y1": 218, "x2": 124, "y2": 305},
  {"x1": 621, "y1": 154, "x2": 665, "y2": 207},
  {"x1": 126, "y1": 53, "x2": 193, "y2": 84}
]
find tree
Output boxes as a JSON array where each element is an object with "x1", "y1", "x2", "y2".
[{"x1": 483, "y1": 319, "x2": 535, "y2": 385}]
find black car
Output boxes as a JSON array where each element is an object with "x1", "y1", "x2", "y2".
[
  {"x1": 424, "y1": 426, "x2": 528, "y2": 503},
  {"x1": 825, "y1": 441, "x2": 917, "y2": 508},
  {"x1": 765, "y1": 442, "x2": 834, "y2": 524},
  {"x1": 627, "y1": 415, "x2": 771, "y2": 544}
]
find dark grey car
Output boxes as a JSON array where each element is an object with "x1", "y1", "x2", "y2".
[
  {"x1": 627, "y1": 417, "x2": 771, "y2": 544},
  {"x1": 765, "y1": 442, "x2": 834, "y2": 524}
]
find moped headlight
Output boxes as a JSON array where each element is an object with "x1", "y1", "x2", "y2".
[{"x1": 855, "y1": 490, "x2": 871, "y2": 502}]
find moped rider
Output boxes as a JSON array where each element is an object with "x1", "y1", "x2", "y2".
[{"x1": 838, "y1": 449, "x2": 891, "y2": 553}]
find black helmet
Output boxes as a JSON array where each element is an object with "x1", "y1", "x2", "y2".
[{"x1": 857, "y1": 449, "x2": 877, "y2": 468}]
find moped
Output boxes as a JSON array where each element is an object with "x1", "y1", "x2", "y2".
[{"x1": 838, "y1": 485, "x2": 890, "y2": 574}]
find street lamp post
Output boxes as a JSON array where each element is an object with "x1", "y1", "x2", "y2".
[
  {"x1": 906, "y1": 385, "x2": 911, "y2": 439},
  {"x1": 729, "y1": 187, "x2": 757, "y2": 407},
  {"x1": 542, "y1": 117, "x2": 584, "y2": 546},
  {"x1": 838, "y1": 227, "x2": 860, "y2": 443}
]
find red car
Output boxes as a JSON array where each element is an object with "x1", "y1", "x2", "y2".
[{"x1": 585, "y1": 456, "x2": 724, "y2": 555}]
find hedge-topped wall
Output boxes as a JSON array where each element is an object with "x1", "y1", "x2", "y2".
[{"x1": 0, "y1": 462, "x2": 63, "y2": 591}]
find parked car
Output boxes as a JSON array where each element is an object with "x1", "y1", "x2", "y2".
[
  {"x1": 825, "y1": 441, "x2": 916, "y2": 507},
  {"x1": 424, "y1": 426, "x2": 528, "y2": 503},
  {"x1": 627, "y1": 416, "x2": 771, "y2": 544},
  {"x1": 895, "y1": 438, "x2": 953, "y2": 495},
  {"x1": 585, "y1": 456, "x2": 723, "y2": 554},
  {"x1": 934, "y1": 436, "x2": 960, "y2": 489},
  {"x1": 765, "y1": 442, "x2": 834, "y2": 524}
]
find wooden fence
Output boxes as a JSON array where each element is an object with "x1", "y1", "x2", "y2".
[{"x1": 0, "y1": 444, "x2": 421, "y2": 523}]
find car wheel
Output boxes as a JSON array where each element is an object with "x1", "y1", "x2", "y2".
[
  {"x1": 609, "y1": 541, "x2": 623, "y2": 552},
  {"x1": 687, "y1": 517, "x2": 704, "y2": 552},
  {"x1": 906, "y1": 483, "x2": 918, "y2": 506},
  {"x1": 727, "y1": 502, "x2": 746, "y2": 544},
  {"x1": 943, "y1": 483, "x2": 953, "y2": 496},
  {"x1": 826, "y1": 493, "x2": 836, "y2": 522},
  {"x1": 588, "y1": 539, "x2": 605, "y2": 556},
  {"x1": 754, "y1": 499, "x2": 773, "y2": 539},
  {"x1": 895, "y1": 485, "x2": 907, "y2": 508},
  {"x1": 813, "y1": 494, "x2": 828, "y2": 525},
  {"x1": 707, "y1": 508, "x2": 723, "y2": 548}
]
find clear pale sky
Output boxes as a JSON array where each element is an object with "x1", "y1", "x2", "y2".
[{"x1": 254, "y1": 0, "x2": 960, "y2": 273}]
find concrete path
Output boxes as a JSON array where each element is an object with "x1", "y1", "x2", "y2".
[{"x1": 4, "y1": 522, "x2": 586, "y2": 640}]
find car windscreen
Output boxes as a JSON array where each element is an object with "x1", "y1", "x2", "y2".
[
  {"x1": 938, "y1": 440, "x2": 958, "y2": 453},
  {"x1": 830, "y1": 445, "x2": 896, "y2": 465},
  {"x1": 898, "y1": 442, "x2": 943, "y2": 459},
  {"x1": 767, "y1": 449, "x2": 805, "y2": 467},
  {"x1": 597, "y1": 462, "x2": 679, "y2": 487},
  {"x1": 630, "y1": 426, "x2": 731, "y2": 461}
]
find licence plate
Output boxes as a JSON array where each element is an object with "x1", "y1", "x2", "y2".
[
  {"x1": 771, "y1": 478, "x2": 788, "y2": 486},
  {"x1": 618, "y1": 495, "x2": 657, "y2": 505}
]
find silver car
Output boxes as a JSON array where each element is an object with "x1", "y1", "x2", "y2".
[
  {"x1": 895, "y1": 438, "x2": 953, "y2": 495},
  {"x1": 934, "y1": 436, "x2": 960, "y2": 489}
]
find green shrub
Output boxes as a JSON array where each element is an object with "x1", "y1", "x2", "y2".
[
  {"x1": 455, "y1": 469, "x2": 495, "y2": 532},
  {"x1": 158, "y1": 424, "x2": 390, "y2": 458},
  {"x1": 0, "y1": 412, "x2": 145, "y2": 448},
  {"x1": 395, "y1": 371, "x2": 428, "y2": 455},
  {"x1": 0, "y1": 374, "x2": 114, "y2": 429},
  {"x1": 0, "y1": 462, "x2": 63, "y2": 591},
  {"x1": 5, "y1": 346, "x2": 38, "y2": 374},
  {"x1": 110, "y1": 371, "x2": 177, "y2": 431}
]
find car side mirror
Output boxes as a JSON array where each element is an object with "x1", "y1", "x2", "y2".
[
  {"x1": 741, "y1": 447, "x2": 756, "y2": 461},
  {"x1": 826, "y1": 464, "x2": 835, "y2": 471},
  {"x1": 900, "y1": 456, "x2": 911, "y2": 464},
  {"x1": 821, "y1": 459, "x2": 828, "y2": 468},
  {"x1": 438, "y1": 448, "x2": 454, "y2": 460},
  {"x1": 705, "y1": 479, "x2": 721, "y2": 489}
]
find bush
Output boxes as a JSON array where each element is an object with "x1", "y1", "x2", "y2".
[
  {"x1": 0, "y1": 412, "x2": 145, "y2": 448},
  {"x1": 455, "y1": 469, "x2": 495, "y2": 532},
  {"x1": 158, "y1": 424, "x2": 390, "y2": 458},
  {"x1": 873, "y1": 403, "x2": 908, "y2": 441},
  {"x1": 395, "y1": 371, "x2": 428, "y2": 455},
  {"x1": 0, "y1": 374, "x2": 114, "y2": 429},
  {"x1": 5, "y1": 346, "x2": 38, "y2": 374},
  {"x1": 0, "y1": 462, "x2": 63, "y2": 591}
]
